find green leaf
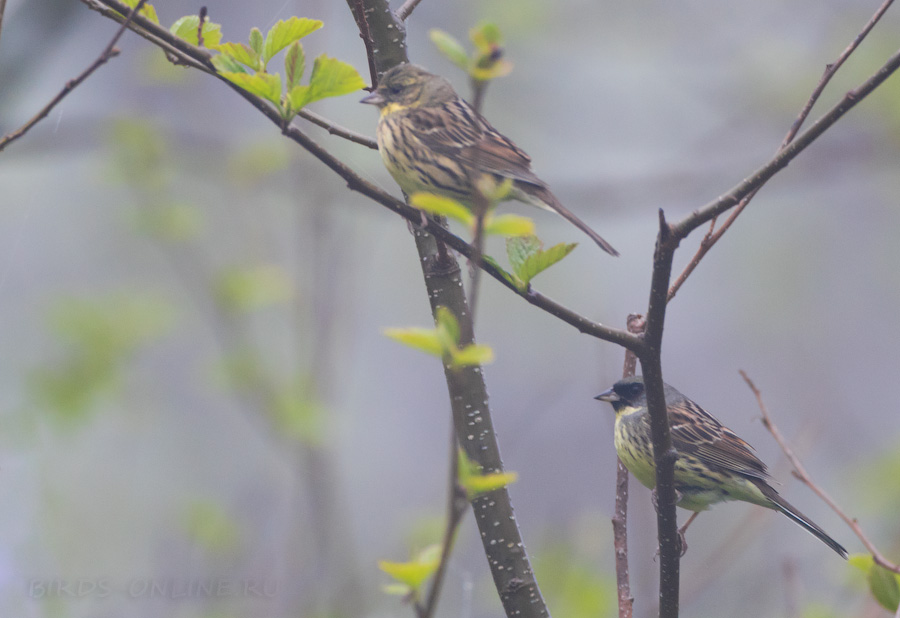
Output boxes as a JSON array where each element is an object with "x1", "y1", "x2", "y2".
[
  {"x1": 264, "y1": 17, "x2": 322, "y2": 64},
  {"x1": 271, "y1": 385, "x2": 326, "y2": 446},
  {"x1": 868, "y1": 563, "x2": 900, "y2": 611},
  {"x1": 410, "y1": 193, "x2": 474, "y2": 226},
  {"x1": 434, "y1": 306, "x2": 460, "y2": 345},
  {"x1": 285, "y1": 41, "x2": 306, "y2": 90},
  {"x1": 484, "y1": 213, "x2": 534, "y2": 237},
  {"x1": 506, "y1": 235, "x2": 542, "y2": 276},
  {"x1": 249, "y1": 27, "x2": 264, "y2": 56},
  {"x1": 471, "y1": 59, "x2": 513, "y2": 82},
  {"x1": 471, "y1": 21, "x2": 503, "y2": 48},
  {"x1": 169, "y1": 15, "x2": 222, "y2": 47},
  {"x1": 216, "y1": 264, "x2": 294, "y2": 313},
  {"x1": 378, "y1": 545, "x2": 441, "y2": 594},
  {"x1": 429, "y1": 29, "x2": 469, "y2": 70},
  {"x1": 507, "y1": 236, "x2": 576, "y2": 285},
  {"x1": 220, "y1": 72, "x2": 283, "y2": 106},
  {"x1": 482, "y1": 255, "x2": 525, "y2": 291},
  {"x1": 457, "y1": 449, "x2": 516, "y2": 500},
  {"x1": 217, "y1": 42, "x2": 260, "y2": 70},
  {"x1": 451, "y1": 343, "x2": 494, "y2": 368},
  {"x1": 306, "y1": 55, "x2": 366, "y2": 103},
  {"x1": 211, "y1": 54, "x2": 246, "y2": 75},
  {"x1": 384, "y1": 328, "x2": 444, "y2": 357}
]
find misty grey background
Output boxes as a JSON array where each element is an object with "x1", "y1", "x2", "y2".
[{"x1": 2, "y1": 0, "x2": 899, "y2": 616}]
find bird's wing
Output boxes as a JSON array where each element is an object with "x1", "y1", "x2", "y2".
[
  {"x1": 669, "y1": 398, "x2": 770, "y2": 481},
  {"x1": 404, "y1": 101, "x2": 545, "y2": 188}
]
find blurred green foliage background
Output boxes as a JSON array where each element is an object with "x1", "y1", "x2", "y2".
[{"x1": 2, "y1": 0, "x2": 900, "y2": 617}]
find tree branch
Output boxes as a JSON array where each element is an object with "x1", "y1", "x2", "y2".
[
  {"x1": 0, "y1": 0, "x2": 148, "y2": 153},
  {"x1": 612, "y1": 314, "x2": 644, "y2": 618},
  {"x1": 296, "y1": 108, "x2": 378, "y2": 149},
  {"x1": 740, "y1": 371, "x2": 900, "y2": 575},
  {"x1": 396, "y1": 0, "x2": 426, "y2": 21},
  {"x1": 667, "y1": 0, "x2": 895, "y2": 301},
  {"x1": 638, "y1": 210, "x2": 681, "y2": 618}
]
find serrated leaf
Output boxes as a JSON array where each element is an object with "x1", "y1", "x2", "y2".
[
  {"x1": 170, "y1": 15, "x2": 221, "y2": 47},
  {"x1": 451, "y1": 343, "x2": 494, "y2": 368},
  {"x1": 306, "y1": 55, "x2": 365, "y2": 103},
  {"x1": 484, "y1": 213, "x2": 534, "y2": 237},
  {"x1": 509, "y1": 238, "x2": 577, "y2": 285},
  {"x1": 506, "y1": 235, "x2": 542, "y2": 275},
  {"x1": 264, "y1": 17, "x2": 322, "y2": 64},
  {"x1": 434, "y1": 306, "x2": 460, "y2": 345},
  {"x1": 868, "y1": 563, "x2": 900, "y2": 611},
  {"x1": 285, "y1": 41, "x2": 306, "y2": 90},
  {"x1": 429, "y1": 29, "x2": 469, "y2": 70},
  {"x1": 287, "y1": 85, "x2": 311, "y2": 110},
  {"x1": 221, "y1": 72, "x2": 283, "y2": 105},
  {"x1": 249, "y1": 27, "x2": 264, "y2": 55},
  {"x1": 212, "y1": 54, "x2": 246, "y2": 74},
  {"x1": 384, "y1": 328, "x2": 444, "y2": 357},
  {"x1": 410, "y1": 193, "x2": 474, "y2": 225},
  {"x1": 378, "y1": 545, "x2": 441, "y2": 593},
  {"x1": 217, "y1": 42, "x2": 259, "y2": 69},
  {"x1": 120, "y1": 0, "x2": 159, "y2": 24}
]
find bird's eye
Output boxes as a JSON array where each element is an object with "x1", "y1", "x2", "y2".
[
  {"x1": 628, "y1": 383, "x2": 643, "y2": 397},
  {"x1": 388, "y1": 83, "x2": 404, "y2": 95}
]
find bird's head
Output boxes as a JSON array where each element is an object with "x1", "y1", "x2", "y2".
[
  {"x1": 595, "y1": 375, "x2": 647, "y2": 413},
  {"x1": 360, "y1": 63, "x2": 456, "y2": 112}
]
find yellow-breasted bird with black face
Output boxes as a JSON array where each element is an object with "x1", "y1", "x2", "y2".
[
  {"x1": 361, "y1": 63, "x2": 619, "y2": 256},
  {"x1": 596, "y1": 376, "x2": 847, "y2": 558}
]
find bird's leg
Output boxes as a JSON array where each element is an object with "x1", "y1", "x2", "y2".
[
  {"x1": 650, "y1": 488, "x2": 692, "y2": 557},
  {"x1": 676, "y1": 512, "x2": 701, "y2": 557}
]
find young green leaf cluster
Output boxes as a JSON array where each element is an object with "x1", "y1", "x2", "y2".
[
  {"x1": 410, "y1": 190, "x2": 534, "y2": 238},
  {"x1": 429, "y1": 21, "x2": 512, "y2": 81},
  {"x1": 504, "y1": 235, "x2": 578, "y2": 291},
  {"x1": 384, "y1": 306, "x2": 493, "y2": 369}
]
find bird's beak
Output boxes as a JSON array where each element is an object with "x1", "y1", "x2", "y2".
[
  {"x1": 360, "y1": 90, "x2": 385, "y2": 105},
  {"x1": 594, "y1": 388, "x2": 619, "y2": 403}
]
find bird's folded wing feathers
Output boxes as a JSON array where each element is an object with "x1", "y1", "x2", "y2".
[{"x1": 670, "y1": 398, "x2": 770, "y2": 481}]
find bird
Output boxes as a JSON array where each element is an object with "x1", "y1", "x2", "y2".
[
  {"x1": 360, "y1": 63, "x2": 619, "y2": 256},
  {"x1": 595, "y1": 375, "x2": 848, "y2": 558}
]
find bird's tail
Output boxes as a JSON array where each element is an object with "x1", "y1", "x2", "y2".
[
  {"x1": 522, "y1": 185, "x2": 619, "y2": 256},
  {"x1": 763, "y1": 486, "x2": 848, "y2": 558}
]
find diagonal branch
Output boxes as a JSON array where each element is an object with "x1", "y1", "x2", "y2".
[
  {"x1": 77, "y1": 0, "x2": 640, "y2": 352},
  {"x1": 667, "y1": 0, "x2": 897, "y2": 301},
  {"x1": 0, "y1": 0, "x2": 147, "y2": 152},
  {"x1": 740, "y1": 371, "x2": 900, "y2": 575},
  {"x1": 396, "y1": 0, "x2": 425, "y2": 21}
]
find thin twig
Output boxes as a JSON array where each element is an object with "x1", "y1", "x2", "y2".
[
  {"x1": 0, "y1": 0, "x2": 147, "y2": 153},
  {"x1": 740, "y1": 371, "x2": 900, "y2": 574},
  {"x1": 417, "y1": 438, "x2": 467, "y2": 618},
  {"x1": 611, "y1": 314, "x2": 644, "y2": 618},
  {"x1": 396, "y1": 0, "x2": 425, "y2": 21},
  {"x1": 296, "y1": 108, "x2": 378, "y2": 149},
  {"x1": 667, "y1": 0, "x2": 895, "y2": 301}
]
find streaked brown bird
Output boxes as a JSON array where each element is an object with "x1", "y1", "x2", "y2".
[
  {"x1": 596, "y1": 376, "x2": 847, "y2": 558},
  {"x1": 361, "y1": 63, "x2": 618, "y2": 256}
]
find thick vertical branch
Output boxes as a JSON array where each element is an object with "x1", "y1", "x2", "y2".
[
  {"x1": 639, "y1": 210, "x2": 680, "y2": 618},
  {"x1": 412, "y1": 228, "x2": 549, "y2": 617},
  {"x1": 346, "y1": 1, "x2": 549, "y2": 616}
]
